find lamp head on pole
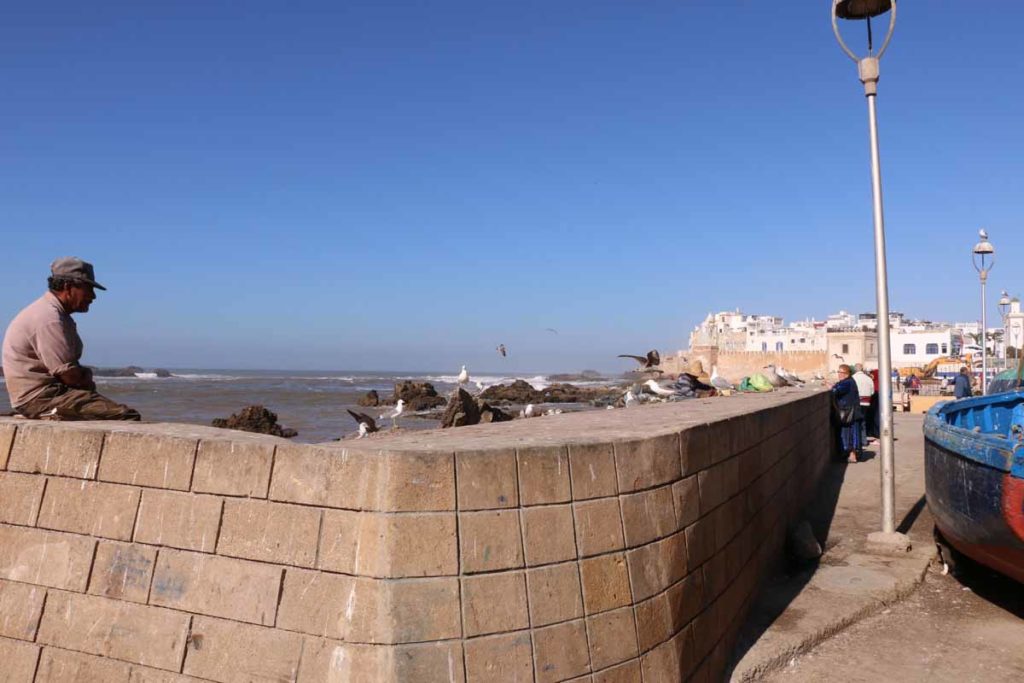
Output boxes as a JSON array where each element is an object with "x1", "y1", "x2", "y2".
[
  {"x1": 831, "y1": 0, "x2": 897, "y2": 66},
  {"x1": 999, "y1": 290, "x2": 1011, "y2": 318},
  {"x1": 835, "y1": 0, "x2": 893, "y2": 20},
  {"x1": 972, "y1": 228, "x2": 995, "y2": 277}
]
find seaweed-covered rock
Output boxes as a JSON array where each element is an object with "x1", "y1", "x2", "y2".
[
  {"x1": 480, "y1": 379, "x2": 541, "y2": 403},
  {"x1": 212, "y1": 405, "x2": 298, "y2": 438},
  {"x1": 441, "y1": 389, "x2": 480, "y2": 428},
  {"x1": 390, "y1": 381, "x2": 447, "y2": 410}
]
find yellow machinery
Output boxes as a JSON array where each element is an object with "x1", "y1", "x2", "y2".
[{"x1": 897, "y1": 355, "x2": 971, "y2": 379}]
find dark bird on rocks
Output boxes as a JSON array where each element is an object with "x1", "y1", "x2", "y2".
[
  {"x1": 346, "y1": 409, "x2": 379, "y2": 433},
  {"x1": 618, "y1": 350, "x2": 661, "y2": 369},
  {"x1": 497, "y1": 344, "x2": 507, "y2": 357}
]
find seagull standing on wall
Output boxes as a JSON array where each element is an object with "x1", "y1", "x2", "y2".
[{"x1": 710, "y1": 365, "x2": 734, "y2": 392}]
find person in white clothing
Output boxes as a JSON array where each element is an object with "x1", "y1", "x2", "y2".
[{"x1": 852, "y1": 364, "x2": 875, "y2": 444}]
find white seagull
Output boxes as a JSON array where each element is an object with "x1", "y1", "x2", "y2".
[
  {"x1": 456, "y1": 365, "x2": 469, "y2": 387},
  {"x1": 644, "y1": 379, "x2": 678, "y2": 397},
  {"x1": 525, "y1": 403, "x2": 535, "y2": 417},
  {"x1": 624, "y1": 390, "x2": 638, "y2": 406},
  {"x1": 382, "y1": 399, "x2": 404, "y2": 427},
  {"x1": 357, "y1": 423, "x2": 368, "y2": 439},
  {"x1": 710, "y1": 365, "x2": 734, "y2": 391},
  {"x1": 474, "y1": 380, "x2": 485, "y2": 392}
]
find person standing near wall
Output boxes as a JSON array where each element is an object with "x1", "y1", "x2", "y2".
[
  {"x1": 2, "y1": 257, "x2": 141, "y2": 420},
  {"x1": 832, "y1": 364, "x2": 862, "y2": 464}
]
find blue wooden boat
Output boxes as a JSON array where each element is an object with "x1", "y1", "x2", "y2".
[{"x1": 924, "y1": 389, "x2": 1024, "y2": 583}]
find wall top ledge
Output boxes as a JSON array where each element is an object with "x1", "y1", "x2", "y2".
[{"x1": 0, "y1": 387, "x2": 826, "y2": 454}]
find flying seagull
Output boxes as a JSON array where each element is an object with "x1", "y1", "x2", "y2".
[
  {"x1": 496, "y1": 344, "x2": 507, "y2": 357},
  {"x1": 644, "y1": 379, "x2": 678, "y2": 397},
  {"x1": 544, "y1": 328, "x2": 558, "y2": 334},
  {"x1": 346, "y1": 409, "x2": 379, "y2": 434},
  {"x1": 710, "y1": 365, "x2": 734, "y2": 391},
  {"x1": 618, "y1": 350, "x2": 661, "y2": 369}
]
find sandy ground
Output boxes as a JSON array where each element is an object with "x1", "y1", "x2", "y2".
[
  {"x1": 758, "y1": 413, "x2": 1024, "y2": 682},
  {"x1": 764, "y1": 558, "x2": 1024, "y2": 682}
]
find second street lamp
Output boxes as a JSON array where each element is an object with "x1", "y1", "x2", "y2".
[
  {"x1": 998, "y1": 290, "x2": 1011, "y2": 361},
  {"x1": 972, "y1": 230, "x2": 995, "y2": 394}
]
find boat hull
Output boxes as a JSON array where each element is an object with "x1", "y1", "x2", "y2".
[
  {"x1": 924, "y1": 392, "x2": 1024, "y2": 584},
  {"x1": 925, "y1": 439, "x2": 1024, "y2": 583}
]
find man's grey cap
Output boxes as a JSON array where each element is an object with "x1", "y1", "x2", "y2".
[{"x1": 50, "y1": 257, "x2": 106, "y2": 291}]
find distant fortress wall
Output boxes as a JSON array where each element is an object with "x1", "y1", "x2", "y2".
[
  {"x1": 0, "y1": 389, "x2": 832, "y2": 682},
  {"x1": 664, "y1": 347, "x2": 827, "y2": 380}
]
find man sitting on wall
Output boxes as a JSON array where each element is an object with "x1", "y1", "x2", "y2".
[{"x1": 1, "y1": 257, "x2": 141, "y2": 420}]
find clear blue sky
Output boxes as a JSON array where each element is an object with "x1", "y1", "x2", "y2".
[{"x1": 2, "y1": 1, "x2": 1020, "y2": 373}]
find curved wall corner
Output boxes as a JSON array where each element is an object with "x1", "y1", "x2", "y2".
[{"x1": 0, "y1": 388, "x2": 831, "y2": 682}]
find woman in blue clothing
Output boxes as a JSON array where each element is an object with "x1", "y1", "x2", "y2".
[{"x1": 832, "y1": 364, "x2": 862, "y2": 463}]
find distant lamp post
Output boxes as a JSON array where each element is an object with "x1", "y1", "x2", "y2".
[
  {"x1": 999, "y1": 290, "x2": 1011, "y2": 360},
  {"x1": 972, "y1": 229, "x2": 995, "y2": 394},
  {"x1": 831, "y1": 0, "x2": 906, "y2": 547}
]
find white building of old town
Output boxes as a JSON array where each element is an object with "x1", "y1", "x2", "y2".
[{"x1": 688, "y1": 308, "x2": 985, "y2": 373}]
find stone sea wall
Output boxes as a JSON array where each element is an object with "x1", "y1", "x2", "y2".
[{"x1": 0, "y1": 388, "x2": 831, "y2": 682}]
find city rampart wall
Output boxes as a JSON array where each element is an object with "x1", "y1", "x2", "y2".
[
  {"x1": 0, "y1": 388, "x2": 831, "y2": 682},
  {"x1": 664, "y1": 349, "x2": 827, "y2": 382}
]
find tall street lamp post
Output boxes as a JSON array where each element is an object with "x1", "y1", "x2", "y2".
[
  {"x1": 831, "y1": 0, "x2": 909, "y2": 550},
  {"x1": 972, "y1": 230, "x2": 995, "y2": 393}
]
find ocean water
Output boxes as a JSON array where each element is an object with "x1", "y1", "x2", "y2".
[{"x1": 0, "y1": 370, "x2": 615, "y2": 443}]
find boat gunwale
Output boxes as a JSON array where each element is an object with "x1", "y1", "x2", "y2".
[{"x1": 923, "y1": 390, "x2": 1024, "y2": 478}]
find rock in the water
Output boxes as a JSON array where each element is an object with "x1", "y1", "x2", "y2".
[
  {"x1": 90, "y1": 365, "x2": 145, "y2": 377},
  {"x1": 153, "y1": 368, "x2": 172, "y2": 378},
  {"x1": 390, "y1": 381, "x2": 447, "y2": 411},
  {"x1": 480, "y1": 379, "x2": 542, "y2": 403},
  {"x1": 441, "y1": 389, "x2": 481, "y2": 428},
  {"x1": 541, "y1": 383, "x2": 620, "y2": 403},
  {"x1": 212, "y1": 405, "x2": 298, "y2": 438},
  {"x1": 789, "y1": 520, "x2": 822, "y2": 561},
  {"x1": 357, "y1": 390, "x2": 380, "y2": 407},
  {"x1": 481, "y1": 379, "x2": 620, "y2": 404}
]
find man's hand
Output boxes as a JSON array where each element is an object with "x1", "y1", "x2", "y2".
[{"x1": 56, "y1": 365, "x2": 96, "y2": 391}]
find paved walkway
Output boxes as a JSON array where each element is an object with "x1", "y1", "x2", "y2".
[{"x1": 729, "y1": 413, "x2": 941, "y2": 680}]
